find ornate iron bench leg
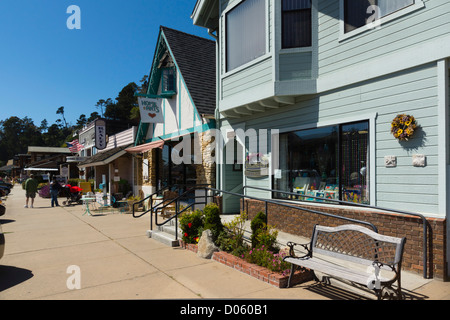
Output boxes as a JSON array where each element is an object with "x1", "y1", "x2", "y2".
[{"x1": 287, "y1": 264, "x2": 298, "y2": 288}]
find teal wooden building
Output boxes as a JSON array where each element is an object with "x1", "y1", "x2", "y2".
[{"x1": 192, "y1": 0, "x2": 450, "y2": 279}]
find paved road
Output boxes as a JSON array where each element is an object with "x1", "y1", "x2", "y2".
[{"x1": 1, "y1": 185, "x2": 449, "y2": 301}]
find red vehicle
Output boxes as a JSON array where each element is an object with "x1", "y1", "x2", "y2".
[{"x1": 61, "y1": 184, "x2": 83, "y2": 206}]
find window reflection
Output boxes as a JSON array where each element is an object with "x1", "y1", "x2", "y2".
[{"x1": 273, "y1": 121, "x2": 369, "y2": 204}]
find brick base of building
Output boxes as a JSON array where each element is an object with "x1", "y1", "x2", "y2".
[{"x1": 244, "y1": 199, "x2": 447, "y2": 281}]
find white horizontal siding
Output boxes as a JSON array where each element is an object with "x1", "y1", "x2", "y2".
[{"x1": 104, "y1": 127, "x2": 136, "y2": 151}]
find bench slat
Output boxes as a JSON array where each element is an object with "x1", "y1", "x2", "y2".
[
  {"x1": 285, "y1": 256, "x2": 392, "y2": 286},
  {"x1": 312, "y1": 224, "x2": 406, "y2": 265},
  {"x1": 314, "y1": 224, "x2": 404, "y2": 244}
]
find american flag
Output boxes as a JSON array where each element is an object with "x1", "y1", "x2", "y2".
[{"x1": 66, "y1": 139, "x2": 83, "y2": 153}]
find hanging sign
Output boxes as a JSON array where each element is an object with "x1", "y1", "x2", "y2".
[
  {"x1": 95, "y1": 119, "x2": 107, "y2": 150},
  {"x1": 139, "y1": 97, "x2": 163, "y2": 123}
]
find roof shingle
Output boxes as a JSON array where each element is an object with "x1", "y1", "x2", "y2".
[{"x1": 161, "y1": 26, "x2": 216, "y2": 116}]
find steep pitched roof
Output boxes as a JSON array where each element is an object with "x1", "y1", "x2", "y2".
[{"x1": 160, "y1": 26, "x2": 216, "y2": 116}]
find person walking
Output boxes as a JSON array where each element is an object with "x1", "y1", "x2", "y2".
[
  {"x1": 50, "y1": 177, "x2": 61, "y2": 207},
  {"x1": 24, "y1": 174, "x2": 38, "y2": 208}
]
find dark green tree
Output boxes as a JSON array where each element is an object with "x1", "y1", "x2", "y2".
[
  {"x1": 87, "y1": 111, "x2": 100, "y2": 123},
  {"x1": 95, "y1": 99, "x2": 107, "y2": 117},
  {"x1": 39, "y1": 119, "x2": 48, "y2": 133},
  {"x1": 76, "y1": 114, "x2": 87, "y2": 129},
  {"x1": 0, "y1": 116, "x2": 42, "y2": 162},
  {"x1": 56, "y1": 106, "x2": 68, "y2": 128},
  {"x1": 104, "y1": 82, "x2": 139, "y2": 124}
]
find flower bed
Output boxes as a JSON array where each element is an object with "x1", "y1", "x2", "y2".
[
  {"x1": 181, "y1": 242, "x2": 313, "y2": 288},
  {"x1": 179, "y1": 206, "x2": 313, "y2": 288}
]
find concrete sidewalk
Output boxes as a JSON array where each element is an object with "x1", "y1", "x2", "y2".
[{"x1": 0, "y1": 186, "x2": 449, "y2": 300}]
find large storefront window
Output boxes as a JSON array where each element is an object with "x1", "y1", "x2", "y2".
[{"x1": 273, "y1": 120, "x2": 369, "y2": 204}]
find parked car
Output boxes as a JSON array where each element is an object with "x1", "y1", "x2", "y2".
[
  {"x1": 0, "y1": 181, "x2": 12, "y2": 196},
  {"x1": 0, "y1": 186, "x2": 10, "y2": 196},
  {"x1": 0, "y1": 203, "x2": 5, "y2": 260},
  {"x1": 0, "y1": 223, "x2": 4, "y2": 260},
  {"x1": 0, "y1": 181, "x2": 12, "y2": 189}
]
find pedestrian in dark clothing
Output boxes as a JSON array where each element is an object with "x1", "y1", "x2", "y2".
[{"x1": 50, "y1": 177, "x2": 61, "y2": 207}]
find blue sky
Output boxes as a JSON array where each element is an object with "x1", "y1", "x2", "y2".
[{"x1": 0, "y1": 0, "x2": 209, "y2": 127}]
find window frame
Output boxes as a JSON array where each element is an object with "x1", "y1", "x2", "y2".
[
  {"x1": 271, "y1": 114, "x2": 377, "y2": 205},
  {"x1": 281, "y1": 0, "x2": 312, "y2": 49},
  {"x1": 223, "y1": 0, "x2": 270, "y2": 75},
  {"x1": 339, "y1": 0, "x2": 425, "y2": 42},
  {"x1": 161, "y1": 67, "x2": 177, "y2": 95}
]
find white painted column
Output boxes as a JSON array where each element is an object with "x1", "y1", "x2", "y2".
[{"x1": 437, "y1": 59, "x2": 449, "y2": 277}]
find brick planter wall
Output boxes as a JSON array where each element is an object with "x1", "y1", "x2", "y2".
[
  {"x1": 180, "y1": 241, "x2": 313, "y2": 288},
  {"x1": 180, "y1": 241, "x2": 198, "y2": 253},
  {"x1": 211, "y1": 251, "x2": 313, "y2": 288},
  {"x1": 244, "y1": 199, "x2": 447, "y2": 280}
]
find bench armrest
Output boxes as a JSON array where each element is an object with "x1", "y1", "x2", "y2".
[
  {"x1": 372, "y1": 261, "x2": 400, "y2": 273},
  {"x1": 286, "y1": 241, "x2": 312, "y2": 258}
]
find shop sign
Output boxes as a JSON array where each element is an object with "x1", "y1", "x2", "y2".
[
  {"x1": 67, "y1": 156, "x2": 87, "y2": 162},
  {"x1": 95, "y1": 119, "x2": 107, "y2": 150},
  {"x1": 139, "y1": 97, "x2": 163, "y2": 123},
  {"x1": 244, "y1": 153, "x2": 269, "y2": 178}
]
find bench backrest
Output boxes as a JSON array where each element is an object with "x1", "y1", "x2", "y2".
[{"x1": 311, "y1": 224, "x2": 406, "y2": 268}]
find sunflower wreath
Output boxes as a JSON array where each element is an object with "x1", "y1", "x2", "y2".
[{"x1": 391, "y1": 114, "x2": 417, "y2": 141}]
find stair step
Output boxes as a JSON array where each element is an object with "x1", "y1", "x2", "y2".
[
  {"x1": 147, "y1": 229, "x2": 180, "y2": 247},
  {"x1": 159, "y1": 224, "x2": 182, "y2": 238}
]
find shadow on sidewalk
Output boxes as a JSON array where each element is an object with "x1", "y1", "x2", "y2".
[
  {"x1": 0, "y1": 265, "x2": 33, "y2": 292},
  {"x1": 0, "y1": 219, "x2": 15, "y2": 225},
  {"x1": 300, "y1": 280, "x2": 430, "y2": 300}
]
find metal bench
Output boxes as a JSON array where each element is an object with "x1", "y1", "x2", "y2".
[{"x1": 284, "y1": 224, "x2": 406, "y2": 300}]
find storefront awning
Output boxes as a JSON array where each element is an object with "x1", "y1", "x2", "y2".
[
  {"x1": 126, "y1": 132, "x2": 194, "y2": 154},
  {"x1": 125, "y1": 140, "x2": 165, "y2": 153},
  {"x1": 24, "y1": 168, "x2": 59, "y2": 171}
]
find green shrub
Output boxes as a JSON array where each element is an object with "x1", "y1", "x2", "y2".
[
  {"x1": 250, "y1": 211, "x2": 267, "y2": 248},
  {"x1": 255, "y1": 224, "x2": 279, "y2": 252},
  {"x1": 250, "y1": 211, "x2": 279, "y2": 252},
  {"x1": 203, "y1": 203, "x2": 223, "y2": 241},
  {"x1": 217, "y1": 211, "x2": 248, "y2": 255},
  {"x1": 179, "y1": 209, "x2": 204, "y2": 244},
  {"x1": 67, "y1": 178, "x2": 81, "y2": 186}
]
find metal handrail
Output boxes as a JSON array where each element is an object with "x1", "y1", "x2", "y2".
[
  {"x1": 243, "y1": 185, "x2": 430, "y2": 279},
  {"x1": 132, "y1": 186, "x2": 170, "y2": 218},
  {"x1": 133, "y1": 184, "x2": 377, "y2": 239},
  {"x1": 132, "y1": 183, "x2": 210, "y2": 219},
  {"x1": 150, "y1": 187, "x2": 197, "y2": 232},
  {"x1": 131, "y1": 184, "x2": 430, "y2": 279},
  {"x1": 205, "y1": 186, "x2": 378, "y2": 232}
]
